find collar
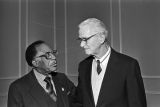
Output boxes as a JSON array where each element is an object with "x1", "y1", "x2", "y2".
[
  {"x1": 33, "y1": 69, "x2": 50, "y2": 82},
  {"x1": 95, "y1": 46, "x2": 111, "y2": 63}
]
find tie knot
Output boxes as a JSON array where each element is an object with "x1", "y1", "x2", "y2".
[
  {"x1": 44, "y1": 76, "x2": 51, "y2": 84},
  {"x1": 97, "y1": 60, "x2": 100, "y2": 64}
]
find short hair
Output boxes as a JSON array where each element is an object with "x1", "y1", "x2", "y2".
[
  {"x1": 25, "y1": 40, "x2": 45, "y2": 67},
  {"x1": 79, "y1": 18, "x2": 108, "y2": 39}
]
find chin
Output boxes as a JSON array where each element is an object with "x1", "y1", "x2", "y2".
[
  {"x1": 52, "y1": 70, "x2": 57, "y2": 72},
  {"x1": 84, "y1": 50, "x2": 90, "y2": 55},
  {"x1": 85, "y1": 51, "x2": 92, "y2": 56},
  {"x1": 50, "y1": 68, "x2": 57, "y2": 72}
]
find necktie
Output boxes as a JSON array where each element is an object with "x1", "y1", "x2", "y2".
[
  {"x1": 97, "y1": 60, "x2": 102, "y2": 74},
  {"x1": 44, "y1": 76, "x2": 57, "y2": 101}
]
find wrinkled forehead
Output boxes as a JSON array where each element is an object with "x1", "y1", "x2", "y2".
[{"x1": 78, "y1": 23, "x2": 104, "y2": 37}]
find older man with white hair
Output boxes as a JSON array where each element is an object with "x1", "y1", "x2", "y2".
[{"x1": 75, "y1": 18, "x2": 147, "y2": 107}]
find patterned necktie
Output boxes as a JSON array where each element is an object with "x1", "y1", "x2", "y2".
[
  {"x1": 44, "y1": 76, "x2": 57, "y2": 101},
  {"x1": 97, "y1": 60, "x2": 102, "y2": 74}
]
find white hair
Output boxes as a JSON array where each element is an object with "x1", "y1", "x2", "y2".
[{"x1": 79, "y1": 18, "x2": 108, "y2": 40}]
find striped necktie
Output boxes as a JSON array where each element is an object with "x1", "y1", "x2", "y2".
[{"x1": 44, "y1": 76, "x2": 57, "y2": 101}]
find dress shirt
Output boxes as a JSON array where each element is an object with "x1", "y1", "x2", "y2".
[
  {"x1": 34, "y1": 69, "x2": 57, "y2": 94},
  {"x1": 91, "y1": 46, "x2": 111, "y2": 105}
]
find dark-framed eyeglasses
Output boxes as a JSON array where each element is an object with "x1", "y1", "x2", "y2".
[
  {"x1": 77, "y1": 33, "x2": 100, "y2": 43},
  {"x1": 36, "y1": 50, "x2": 58, "y2": 60}
]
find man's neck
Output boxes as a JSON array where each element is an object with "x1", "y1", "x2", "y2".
[
  {"x1": 33, "y1": 68, "x2": 49, "y2": 76},
  {"x1": 95, "y1": 44, "x2": 109, "y2": 59}
]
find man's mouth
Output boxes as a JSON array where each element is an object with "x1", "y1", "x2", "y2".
[
  {"x1": 49, "y1": 61, "x2": 57, "y2": 67},
  {"x1": 51, "y1": 63, "x2": 57, "y2": 67}
]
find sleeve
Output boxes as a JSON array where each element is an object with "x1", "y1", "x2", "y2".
[
  {"x1": 60, "y1": 74, "x2": 81, "y2": 107},
  {"x1": 62, "y1": 65, "x2": 83, "y2": 107},
  {"x1": 7, "y1": 82, "x2": 23, "y2": 107},
  {"x1": 74, "y1": 72, "x2": 83, "y2": 107},
  {"x1": 71, "y1": 63, "x2": 83, "y2": 107},
  {"x1": 126, "y1": 60, "x2": 147, "y2": 107}
]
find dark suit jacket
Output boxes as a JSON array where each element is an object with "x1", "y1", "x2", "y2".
[
  {"x1": 76, "y1": 48, "x2": 147, "y2": 107},
  {"x1": 8, "y1": 70, "x2": 75, "y2": 107}
]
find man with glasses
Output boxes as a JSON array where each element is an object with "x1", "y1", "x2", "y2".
[
  {"x1": 75, "y1": 18, "x2": 147, "y2": 107},
  {"x1": 8, "y1": 40, "x2": 75, "y2": 107}
]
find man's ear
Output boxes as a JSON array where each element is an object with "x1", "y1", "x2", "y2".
[
  {"x1": 99, "y1": 34, "x2": 105, "y2": 44},
  {"x1": 32, "y1": 60, "x2": 39, "y2": 67}
]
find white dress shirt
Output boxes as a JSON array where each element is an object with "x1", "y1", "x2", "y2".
[
  {"x1": 91, "y1": 46, "x2": 111, "y2": 105},
  {"x1": 34, "y1": 69, "x2": 57, "y2": 94}
]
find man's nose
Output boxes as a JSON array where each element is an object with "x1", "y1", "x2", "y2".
[
  {"x1": 50, "y1": 54, "x2": 56, "y2": 60},
  {"x1": 80, "y1": 41, "x2": 86, "y2": 48}
]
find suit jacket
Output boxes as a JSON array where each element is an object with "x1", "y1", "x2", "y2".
[
  {"x1": 75, "y1": 48, "x2": 147, "y2": 107},
  {"x1": 8, "y1": 70, "x2": 75, "y2": 107}
]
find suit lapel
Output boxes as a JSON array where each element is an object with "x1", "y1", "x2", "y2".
[
  {"x1": 28, "y1": 71, "x2": 52, "y2": 107},
  {"x1": 84, "y1": 56, "x2": 96, "y2": 107},
  {"x1": 52, "y1": 74, "x2": 69, "y2": 107}
]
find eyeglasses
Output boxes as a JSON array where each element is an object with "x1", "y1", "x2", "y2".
[
  {"x1": 36, "y1": 50, "x2": 58, "y2": 60},
  {"x1": 77, "y1": 33, "x2": 100, "y2": 43}
]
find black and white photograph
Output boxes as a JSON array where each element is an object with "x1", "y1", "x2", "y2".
[{"x1": 0, "y1": 0, "x2": 160, "y2": 107}]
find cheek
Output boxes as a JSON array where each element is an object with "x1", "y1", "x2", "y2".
[
  {"x1": 39, "y1": 61, "x2": 48, "y2": 68},
  {"x1": 38, "y1": 61, "x2": 43, "y2": 67},
  {"x1": 89, "y1": 41, "x2": 99, "y2": 50}
]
